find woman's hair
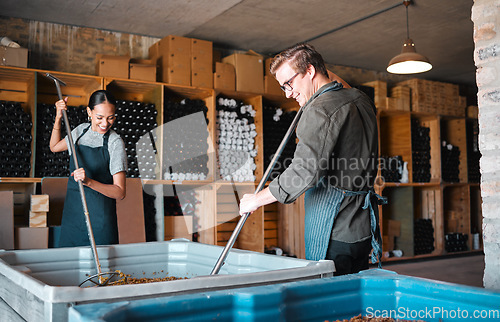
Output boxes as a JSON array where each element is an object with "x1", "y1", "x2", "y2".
[
  {"x1": 270, "y1": 43, "x2": 329, "y2": 78},
  {"x1": 88, "y1": 90, "x2": 117, "y2": 110}
]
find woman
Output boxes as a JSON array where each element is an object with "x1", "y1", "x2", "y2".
[{"x1": 50, "y1": 90, "x2": 127, "y2": 247}]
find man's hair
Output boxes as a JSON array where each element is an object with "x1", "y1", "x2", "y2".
[{"x1": 270, "y1": 43, "x2": 329, "y2": 78}]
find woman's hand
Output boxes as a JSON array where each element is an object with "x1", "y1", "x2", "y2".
[
  {"x1": 71, "y1": 167, "x2": 89, "y2": 185},
  {"x1": 55, "y1": 97, "x2": 68, "y2": 120}
]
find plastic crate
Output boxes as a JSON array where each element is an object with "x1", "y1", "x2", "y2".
[
  {"x1": 0, "y1": 239, "x2": 334, "y2": 321},
  {"x1": 69, "y1": 269, "x2": 500, "y2": 322}
]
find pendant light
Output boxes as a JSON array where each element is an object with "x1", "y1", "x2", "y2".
[{"x1": 387, "y1": 0, "x2": 432, "y2": 74}]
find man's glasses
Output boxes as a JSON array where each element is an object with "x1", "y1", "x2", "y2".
[{"x1": 280, "y1": 73, "x2": 299, "y2": 92}]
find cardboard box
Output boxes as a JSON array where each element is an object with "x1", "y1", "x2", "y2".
[
  {"x1": 149, "y1": 35, "x2": 191, "y2": 85},
  {"x1": 164, "y1": 216, "x2": 193, "y2": 241},
  {"x1": 467, "y1": 105, "x2": 478, "y2": 118},
  {"x1": 265, "y1": 57, "x2": 274, "y2": 76},
  {"x1": 222, "y1": 50, "x2": 264, "y2": 93},
  {"x1": 15, "y1": 227, "x2": 49, "y2": 249},
  {"x1": 214, "y1": 62, "x2": 235, "y2": 91},
  {"x1": 0, "y1": 191, "x2": 14, "y2": 250},
  {"x1": 191, "y1": 38, "x2": 213, "y2": 88},
  {"x1": 363, "y1": 80, "x2": 387, "y2": 108},
  {"x1": 129, "y1": 58, "x2": 156, "y2": 82},
  {"x1": 29, "y1": 211, "x2": 47, "y2": 228},
  {"x1": 265, "y1": 75, "x2": 283, "y2": 96},
  {"x1": 95, "y1": 54, "x2": 130, "y2": 79},
  {"x1": 0, "y1": 46, "x2": 28, "y2": 68},
  {"x1": 31, "y1": 194, "x2": 49, "y2": 212}
]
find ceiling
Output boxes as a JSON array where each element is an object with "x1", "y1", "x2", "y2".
[{"x1": 0, "y1": 0, "x2": 476, "y2": 86}]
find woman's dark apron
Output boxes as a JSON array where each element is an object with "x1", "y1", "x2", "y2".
[
  {"x1": 58, "y1": 126, "x2": 118, "y2": 247},
  {"x1": 302, "y1": 82, "x2": 386, "y2": 266}
]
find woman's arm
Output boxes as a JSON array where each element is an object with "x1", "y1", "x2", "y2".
[
  {"x1": 50, "y1": 98, "x2": 69, "y2": 153},
  {"x1": 72, "y1": 169, "x2": 126, "y2": 200}
]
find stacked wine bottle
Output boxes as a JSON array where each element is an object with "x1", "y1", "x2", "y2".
[
  {"x1": 163, "y1": 98, "x2": 209, "y2": 181},
  {"x1": 441, "y1": 140, "x2": 460, "y2": 183},
  {"x1": 467, "y1": 121, "x2": 481, "y2": 183},
  {"x1": 217, "y1": 96, "x2": 257, "y2": 182},
  {"x1": 0, "y1": 101, "x2": 33, "y2": 177},
  {"x1": 411, "y1": 119, "x2": 431, "y2": 182},
  {"x1": 35, "y1": 103, "x2": 87, "y2": 177},
  {"x1": 414, "y1": 218, "x2": 435, "y2": 255},
  {"x1": 380, "y1": 155, "x2": 403, "y2": 183},
  {"x1": 112, "y1": 100, "x2": 158, "y2": 178},
  {"x1": 445, "y1": 232, "x2": 468, "y2": 252},
  {"x1": 262, "y1": 105, "x2": 297, "y2": 180}
]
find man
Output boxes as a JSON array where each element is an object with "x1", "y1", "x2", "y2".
[{"x1": 239, "y1": 43, "x2": 384, "y2": 275}]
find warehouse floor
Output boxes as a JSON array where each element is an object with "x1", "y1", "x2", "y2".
[{"x1": 380, "y1": 252, "x2": 485, "y2": 288}]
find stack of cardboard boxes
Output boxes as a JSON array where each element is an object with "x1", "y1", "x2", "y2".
[
  {"x1": 148, "y1": 35, "x2": 213, "y2": 88},
  {"x1": 15, "y1": 194, "x2": 49, "y2": 249},
  {"x1": 95, "y1": 35, "x2": 283, "y2": 96}
]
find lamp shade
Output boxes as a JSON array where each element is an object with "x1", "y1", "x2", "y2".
[{"x1": 387, "y1": 38, "x2": 432, "y2": 74}]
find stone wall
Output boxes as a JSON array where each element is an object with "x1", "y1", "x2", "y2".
[
  {"x1": 472, "y1": 0, "x2": 500, "y2": 290},
  {"x1": 0, "y1": 16, "x2": 159, "y2": 76}
]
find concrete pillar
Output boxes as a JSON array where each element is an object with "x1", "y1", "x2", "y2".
[{"x1": 472, "y1": 0, "x2": 500, "y2": 290}]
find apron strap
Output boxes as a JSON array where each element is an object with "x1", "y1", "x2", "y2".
[
  {"x1": 362, "y1": 190, "x2": 387, "y2": 267},
  {"x1": 333, "y1": 186, "x2": 387, "y2": 268}
]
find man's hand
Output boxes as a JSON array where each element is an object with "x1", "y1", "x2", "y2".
[
  {"x1": 239, "y1": 193, "x2": 259, "y2": 216},
  {"x1": 238, "y1": 187, "x2": 278, "y2": 216}
]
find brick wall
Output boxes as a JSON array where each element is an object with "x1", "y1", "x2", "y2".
[
  {"x1": 472, "y1": 0, "x2": 500, "y2": 290},
  {"x1": 0, "y1": 16, "x2": 159, "y2": 76}
]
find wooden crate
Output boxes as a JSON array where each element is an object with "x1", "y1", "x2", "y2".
[
  {"x1": 443, "y1": 185, "x2": 471, "y2": 250},
  {"x1": 362, "y1": 80, "x2": 387, "y2": 109},
  {"x1": 380, "y1": 187, "x2": 415, "y2": 257},
  {"x1": 0, "y1": 67, "x2": 37, "y2": 177},
  {"x1": 379, "y1": 113, "x2": 413, "y2": 182},
  {"x1": 397, "y1": 79, "x2": 462, "y2": 116},
  {"x1": 215, "y1": 183, "x2": 263, "y2": 252},
  {"x1": 264, "y1": 202, "x2": 279, "y2": 249},
  {"x1": 440, "y1": 118, "x2": 468, "y2": 183},
  {"x1": 413, "y1": 115, "x2": 441, "y2": 183},
  {"x1": 164, "y1": 215, "x2": 193, "y2": 240},
  {"x1": 388, "y1": 86, "x2": 411, "y2": 111},
  {"x1": 413, "y1": 186, "x2": 443, "y2": 254}
]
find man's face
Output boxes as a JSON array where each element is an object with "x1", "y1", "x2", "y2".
[{"x1": 275, "y1": 61, "x2": 313, "y2": 107}]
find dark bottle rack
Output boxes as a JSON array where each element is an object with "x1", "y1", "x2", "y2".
[
  {"x1": 441, "y1": 141, "x2": 460, "y2": 183},
  {"x1": 411, "y1": 118, "x2": 431, "y2": 183},
  {"x1": 0, "y1": 101, "x2": 33, "y2": 177},
  {"x1": 262, "y1": 105, "x2": 297, "y2": 181},
  {"x1": 163, "y1": 98, "x2": 209, "y2": 179},
  {"x1": 112, "y1": 100, "x2": 158, "y2": 179},
  {"x1": 380, "y1": 155, "x2": 403, "y2": 183},
  {"x1": 35, "y1": 103, "x2": 87, "y2": 177},
  {"x1": 414, "y1": 218, "x2": 435, "y2": 255}
]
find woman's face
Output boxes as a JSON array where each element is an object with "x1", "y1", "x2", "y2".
[{"x1": 87, "y1": 102, "x2": 116, "y2": 134}]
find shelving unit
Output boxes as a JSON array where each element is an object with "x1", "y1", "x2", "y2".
[
  {"x1": 375, "y1": 84, "x2": 481, "y2": 260},
  {"x1": 0, "y1": 66, "x2": 482, "y2": 262}
]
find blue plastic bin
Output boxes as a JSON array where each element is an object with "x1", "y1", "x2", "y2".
[{"x1": 69, "y1": 269, "x2": 500, "y2": 322}]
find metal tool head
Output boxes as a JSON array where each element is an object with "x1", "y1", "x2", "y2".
[{"x1": 44, "y1": 73, "x2": 67, "y2": 86}]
